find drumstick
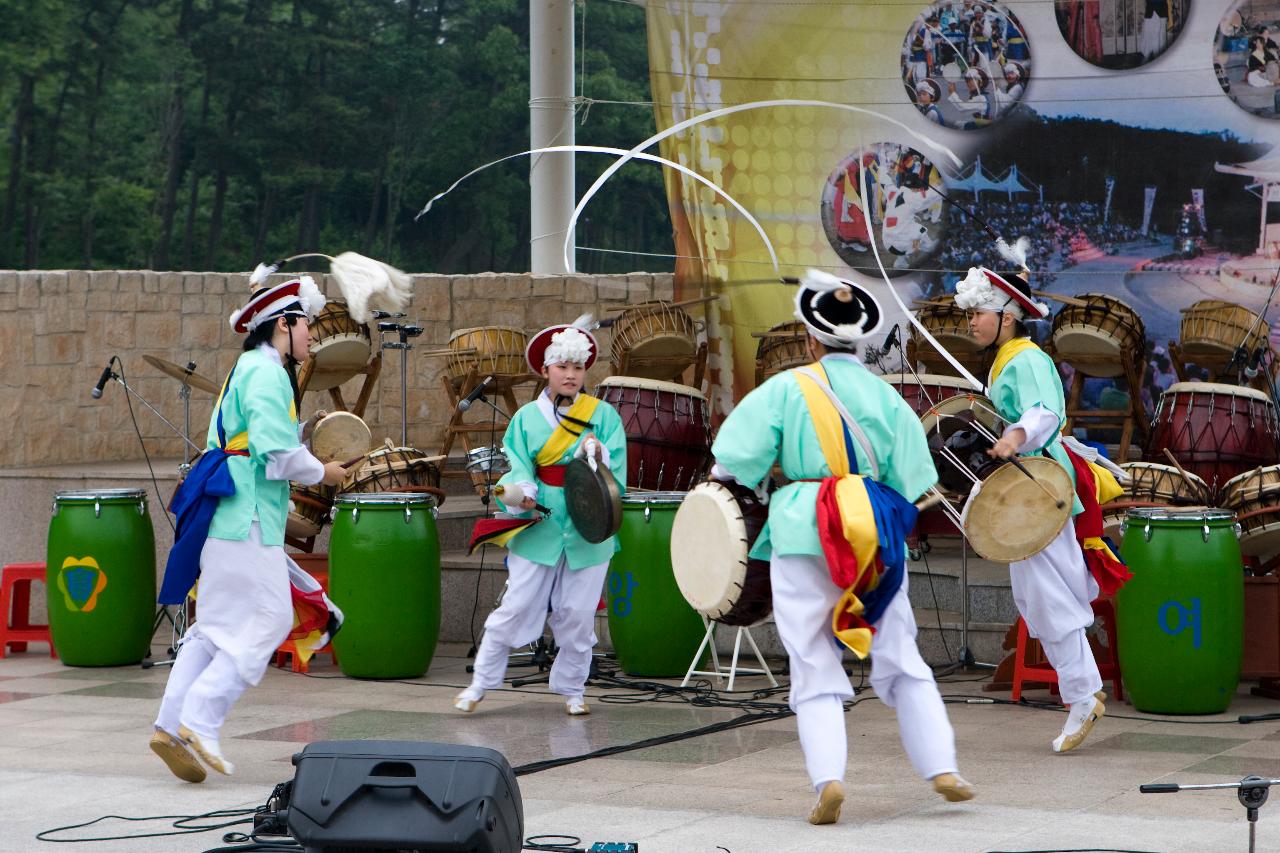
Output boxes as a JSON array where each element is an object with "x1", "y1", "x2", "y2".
[
  {"x1": 1161, "y1": 448, "x2": 1213, "y2": 505},
  {"x1": 492, "y1": 485, "x2": 552, "y2": 515},
  {"x1": 914, "y1": 491, "x2": 946, "y2": 512},
  {"x1": 1032, "y1": 290, "x2": 1089, "y2": 308},
  {"x1": 1005, "y1": 456, "x2": 1067, "y2": 510},
  {"x1": 340, "y1": 456, "x2": 365, "y2": 468}
]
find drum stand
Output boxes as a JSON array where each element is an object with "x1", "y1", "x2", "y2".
[
  {"x1": 681, "y1": 618, "x2": 778, "y2": 692},
  {"x1": 439, "y1": 369, "x2": 540, "y2": 495}
]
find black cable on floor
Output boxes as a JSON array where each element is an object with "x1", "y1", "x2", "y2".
[{"x1": 35, "y1": 807, "x2": 256, "y2": 843}]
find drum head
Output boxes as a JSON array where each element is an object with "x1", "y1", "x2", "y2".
[
  {"x1": 311, "y1": 412, "x2": 371, "y2": 463},
  {"x1": 564, "y1": 458, "x2": 622, "y2": 544},
  {"x1": 964, "y1": 456, "x2": 1073, "y2": 562},
  {"x1": 670, "y1": 483, "x2": 749, "y2": 619}
]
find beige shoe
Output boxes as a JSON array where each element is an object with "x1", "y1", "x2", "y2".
[
  {"x1": 149, "y1": 730, "x2": 206, "y2": 783},
  {"x1": 453, "y1": 691, "x2": 483, "y2": 713},
  {"x1": 178, "y1": 725, "x2": 236, "y2": 776},
  {"x1": 932, "y1": 772, "x2": 976, "y2": 802},
  {"x1": 1053, "y1": 695, "x2": 1105, "y2": 754},
  {"x1": 566, "y1": 699, "x2": 590, "y2": 716},
  {"x1": 808, "y1": 780, "x2": 845, "y2": 825}
]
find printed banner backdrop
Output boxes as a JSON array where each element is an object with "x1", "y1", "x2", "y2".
[{"x1": 646, "y1": 0, "x2": 1279, "y2": 413}]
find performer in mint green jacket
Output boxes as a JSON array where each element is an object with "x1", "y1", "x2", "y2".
[
  {"x1": 956, "y1": 260, "x2": 1106, "y2": 754},
  {"x1": 711, "y1": 271, "x2": 973, "y2": 826},
  {"x1": 455, "y1": 319, "x2": 625, "y2": 717},
  {"x1": 151, "y1": 275, "x2": 347, "y2": 783}
]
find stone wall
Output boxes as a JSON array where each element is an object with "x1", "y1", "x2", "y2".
[{"x1": 0, "y1": 270, "x2": 674, "y2": 469}]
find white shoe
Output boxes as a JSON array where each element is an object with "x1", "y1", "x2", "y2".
[
  {"x1": 453, "y1": 689, "x2": 484, "y2": 713},
  {"x1": 178, "y1": 725, "x2": 235, "y2": 776},
  {"x1": 150, "y1": 729, "x2": 206, "y2": 783},
  {"x1": 566, "y1": 699, "x2": 590, "y2": 716},
  {"x1": 1052, "y1": 695, "x2": 1105, "y2": 754}
]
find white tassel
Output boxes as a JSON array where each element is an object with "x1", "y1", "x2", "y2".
[
  {"x1": 327, "y1": 252, "x2": 413, "y2": 324},
  {"x1": 569, "y1": 313, "x2": 595, "y2": 330},
  {"x1": 995, "y1": 236, "x2": 1030, "y2": 270},
  {"x1": 249, "y1": 261, "x2": 279, "y2": 288}
]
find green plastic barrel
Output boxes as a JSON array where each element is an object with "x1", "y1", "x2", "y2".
[
  {"x1": 606, "y1": 492, "x2": 707, "y2": 677},
  {"x1": 46, "y1": 489, "x2": 156, "y2": 666},
  {"x1": 329, "y1": 492, "x2": 441, "y2": 678},
  {"x1": 1117, "y1": 508, "x2": 1243, "y2": 714}
]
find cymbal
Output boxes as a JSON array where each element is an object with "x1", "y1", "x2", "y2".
[{"x1": 142, "y1": 355, "x2": 219, "y2": 394}]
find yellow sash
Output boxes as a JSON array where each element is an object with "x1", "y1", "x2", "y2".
[
  {"x1": 213, "y1": 371, "x2": 296, "y2": 453},
  {"x1": 793, "y1": 363, "x2": 883, "y2": 657},
  {"x1": 794, "y1": 363, "x2": 851, "y2": 476},
  {"x1": 988, "y1": 337, "x2": 1039, "y2": 387},
  {"x1": 535, "y1": 393, "x2": 601, "y2": 466}
]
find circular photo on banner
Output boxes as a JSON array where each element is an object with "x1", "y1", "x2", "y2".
[
  {"x1": 820, "y1": 143, "x2": 947, "y2": 279},
  {"x1": 1054, "y1": 0, "x2": 1188, "y2": 68},
  {"x1": 902, "y1": 0, "x2": 1031, "y2": 130},
  {"x1": 1214, "y1": 0, "x2": 1280, "y2": 118}
]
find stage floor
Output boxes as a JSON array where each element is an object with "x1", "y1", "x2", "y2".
[{"x1": 0, "y1": 644, "x2": 1274, "y2": 852}]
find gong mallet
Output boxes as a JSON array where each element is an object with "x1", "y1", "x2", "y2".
[{"x1": 492, "y1": 485, "x2": 552, "y2": 515}]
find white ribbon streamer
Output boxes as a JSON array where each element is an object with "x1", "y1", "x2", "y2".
[
  {"x1": 415, "y1": 144, "x2": 779, "y2": 276},
  {"x1": 562, "y1": 99, "x2": 964, "y2": 274}
]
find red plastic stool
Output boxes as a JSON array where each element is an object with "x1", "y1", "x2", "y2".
[
  {"x1": 0, "y1": 562, "x2": 56, "y2": 659},
  {"x1": 274, "y1": 559, "x2": 335, "y2": 674},
  {"x1": 1010, "y1": 598, "x2": 1122, "y2": 702}
]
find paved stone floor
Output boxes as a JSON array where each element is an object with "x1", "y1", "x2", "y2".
[{"x1": 0, "y1": 643, "x2": 1278, "y2": 852}]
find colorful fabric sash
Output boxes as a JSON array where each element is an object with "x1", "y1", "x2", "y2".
[
  {"x1": 794, "y1": 362, "x2": 917, "y2": 659},
  {"x1": 536, "y1": 465, "x2": 568, "y2": 487},
  {"x1": 285, "y1": 560, "x2": 342, "y2": 666},
  {"x1": 1064, "y1": 445, "x2": 1132, "y2": 597},
  {"x1": 535, "y1": 394, "x2": 600, "y2": 466},
  {"x1": 988, "y1": 336, "x2": 1040, "y2": 387}
]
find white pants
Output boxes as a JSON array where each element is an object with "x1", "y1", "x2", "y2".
[
  {"x1": 154, "y1": 625, "x2": 251, "y2": 742},
  {"x1": 771, "y1": 553, "x2": 958, "y2": 790},
  {"x1": 1010, "y1": 524, "x2": 1102, "y2": 705},
  {"x1": 468, "y1": 553, "x2": 608, "y2": 701},
  {"x1": 153, "y1": 523, "x2": 292, "y2": 742}
]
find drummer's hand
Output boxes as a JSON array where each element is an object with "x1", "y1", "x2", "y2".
[
  {"x1": 988, "y1": 429, "x2": 1026, "y2": 459},
  {"x1": 519, "y1": 497, "x2": 537, "y2": 511},
  {"x1": 320, "y1": 460, "x2": 348, "y2": 487}
]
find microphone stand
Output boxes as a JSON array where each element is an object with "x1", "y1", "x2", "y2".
[
  {"x1": 1141, "y1": 775, "x2": 1276, "y2": 853},
  {"x1": 376, "y1": 314, "x2": 421, "y2": 447},
  {"x1": 104, "y1": 372, "x2": 203, "y2": 457}
]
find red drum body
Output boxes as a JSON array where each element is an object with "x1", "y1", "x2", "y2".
[
  {"x1": 1147, "y1": 382, "x2": 1280, "y2": 495},
  {"x1": 596, "y1": 377, "x2": 711, "y2": 492}
]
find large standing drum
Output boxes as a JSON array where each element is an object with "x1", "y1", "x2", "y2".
[
  {"x1": 1101, "y1": 461, "x2": 1211, "y2": 542},
  {"x1": 1147, "y1": 382, "x2": 1280, "y2": 495},
  {"x1": 755, "y1": 321, "x2": 810, "y2": 384},
  {"x1": 1220, "y1": 465, "x2": 1280, "y2": 557},
  {"x1": 329, "y1": 493, "x2": 441, "y2": 678},
  {"x1": 880, "y1": 373, "x2": 973, "y2": 417},
  {"x1": 1117, "y1": 508, "x2": 1244, "y2": 714},
  {"x1": 1180, "y1": 300, "x2": 1269, "y2": 371},
  {"x1": 46, "y1": 489, "x2": 155, "y2": 666},
  {"x1": 308, "y1": 302, "x2": 372, "y2": 391},
  {"x1": 606, "y1": 492, "x2": 708, "y2": 676},
  {"x1": 1051, "y1": 293, "x2": 1145, "y2": 378},
  {"x1": 447, "y1": 326, "x2": 529, "y2": 379},
  {"x1": 670, "y1": 481, "x2": 772, "y2": 626},
  {"x1": 911, "y1": 297, "x2": 986, "y2": 375},
  {"x1": 610, "y1": 301, "x2": 698, "y2": 381},
  {"x1": 596, "y1": 376, "x2": 711, "y2": 492}
]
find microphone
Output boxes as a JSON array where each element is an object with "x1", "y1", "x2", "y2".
[
  {"x1": 882, "y1": 324, "x2": 900, "y2": 352},
  {"x1": 457, "y1": 375, "x2": 494, "y2": 412},
  {"x1": 1245, "y1": 347, "x2": 1265, "y2": 379},
  {"x1": 90, "y1": 358, "x2": 115, "y2": 399}
]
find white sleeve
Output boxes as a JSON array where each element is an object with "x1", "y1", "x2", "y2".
[
  {"x1": 498, "y1": 482, "x2": 538, "y2": 508},
  {"x1": 710, "y1": 462, "x2": 739, "y2": 483},
  {"x1": 1004, "y1": 404, "x2": 1061, "y2": 453},
  {"x1": 265, "y1": 446, "x2": 326, "y2": 485}
]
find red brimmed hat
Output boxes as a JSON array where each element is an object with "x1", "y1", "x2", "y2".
[
  {"x1": 525, "y1": 317, "x2": 599, "y2": 372},
  {"x1": 229, "y1": 276, "x2": 325, "y2": 333},
  {"x1": 980, "y1": 267, "x2": 1048, "y2": 319}
]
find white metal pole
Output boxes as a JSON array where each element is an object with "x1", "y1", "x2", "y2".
[{"x1": 530, "y1": 0, "x2": 576, "y2": 274}]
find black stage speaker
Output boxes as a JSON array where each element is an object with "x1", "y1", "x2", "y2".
[{"x1": 286, "y1": 740, "x2": 523, "y2": 853}]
